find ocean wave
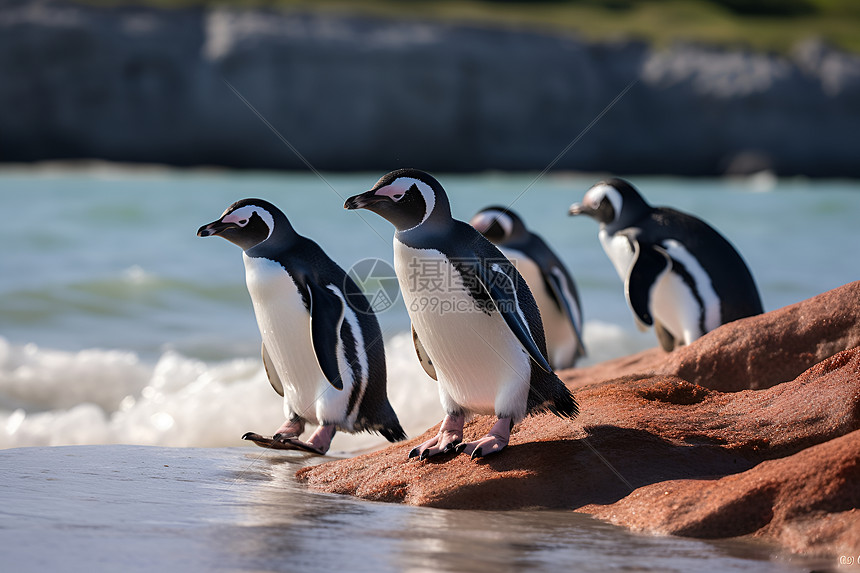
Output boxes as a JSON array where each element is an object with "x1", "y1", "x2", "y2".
[
  {"x1": 0, "y1": 333, "x2": 443, "y2": 452},
  {"x1": 0, "y1": 323, "x2": 650, "y2": 452}
]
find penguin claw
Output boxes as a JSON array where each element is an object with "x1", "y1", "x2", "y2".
[
  {"x1": 457, "y1": 417, "x2": 513, "y2": 460},
  {"x1": 410, "y1": 435, "x2": 462, "y2": 461},
  {"x1": 408, "y1": 414, "x2": 466, "y2": 461},
  {"x1": 442, "y1": 439, "x2": 461, "y2": 454}
]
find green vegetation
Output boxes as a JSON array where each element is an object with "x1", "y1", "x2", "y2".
[{"x1": 83, "y1": 0, "x2": 860, "y2": 53}]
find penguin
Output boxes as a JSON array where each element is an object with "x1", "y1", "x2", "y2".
[
  {"x1": 197, "y1": 198, "x2": 406, "y2": 454},
  {"x1": 344, "y1": 169, "x2": 578, "y2": 460},
  {"x1": 470, "y1": 206, "x2": 586, "y2": 370},
  {"x1": 568, "y1": 178, "x2": 763, "y2": 352}
]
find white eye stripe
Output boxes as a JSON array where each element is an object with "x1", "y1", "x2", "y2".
[
  {"x1": 375, "y1": 184, "x2": 408, "y2": 201},
  {"x1": 483, "y1": 210, "x2": 513, "y2": 236},
  {"x1": 223, "y1": 205, "x2": 275, "y2": 240},
  {"x1": 471, "y1": 210, "x2": 512, "y2": 237},
  {"x1": 585, "y1": 184, "x2": 622, "y2": 222},
  {"x1": 375, "y1": 177, "x2": 437, "y2": 229}
]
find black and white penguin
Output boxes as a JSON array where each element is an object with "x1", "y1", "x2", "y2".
[
  {"x1": 568, "y1": 178, "x2": 763, "y2": 351},
  {"x1": 470, "y1": 206, "x2": 586, "y2": 370},
  {"x1": 344, "y1": 169, "x2": 578, "y2": 460},
  {"x1": 197, "y1": 198, "x2": 406, "y2": 454}
]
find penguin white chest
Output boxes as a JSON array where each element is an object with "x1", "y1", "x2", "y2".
[
  {"x1": 599, "y1": 228, "x2": 636, "y2": 281},
  {"x1": 393, "y1": 241, "x2": 530, "y2": 418},
  {"x1": 500, "y1": 247, "x2": 578, "y2": 369},
  {"x1": 242, "y1": 254, "x2": 330, "y2": 424}
]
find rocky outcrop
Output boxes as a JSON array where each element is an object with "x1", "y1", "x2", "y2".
[
  {"x1": 297, "y1": 282, "x2": 860, "y2": 556},
  {"x1": 1, "y1": 0, "x2": 859, "y2": 176}
]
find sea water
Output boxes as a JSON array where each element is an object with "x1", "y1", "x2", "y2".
[{"x1": 0, "y1": 165, "x2": 857, "y2": 571}]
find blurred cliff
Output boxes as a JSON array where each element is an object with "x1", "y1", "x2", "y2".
[{"x1": 1, "y1": 0, "x2": 859, "y2": 176}]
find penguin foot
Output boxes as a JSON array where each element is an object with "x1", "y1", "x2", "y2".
[
  {"x1": 270, "y1": 437, "x2": 326, "y2": 455},
  {"x1": 408, "y1": 413, "x2": 465, "y2": 461},
  {"x1": 241, "y1": 432, "x2": 301, "y2": 450},
  {"x1": 455, "y1": 417, "x2": 513, "y2": 460},
  {"x1": 273, "y1": 418, "x2": 305, "y2": 439},
  {"x1": 274, "y1": 424, "x2": 337, "y2": 456},
  {"x1": 241, "y1": 424, "x2": 336, "y2": 456}
]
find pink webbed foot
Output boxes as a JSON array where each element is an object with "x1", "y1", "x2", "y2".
[
  {"x1": 241, "y1": 418, "x2": 306, "y2": 450},
  {"x1": 242, "y1": 432, "x2": 294, "y2": 450},
  {"x1": 241, "y1": 422, "x2": 336, "y2": 456},
  {"x1": 408, "y1": 414, "x2": 465, "y2": 461},
  {"x1": 274, "y1": 424, "x2": 337, "y2": 455},
  {"x1": 456, "y1": 417, "x2": 513, "y2": 460}
]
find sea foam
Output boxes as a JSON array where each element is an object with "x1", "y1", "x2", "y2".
[{"x1": 0, "y1": 333, "x2": 443, "y2": 452}]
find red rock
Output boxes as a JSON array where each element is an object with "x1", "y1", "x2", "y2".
[
  {"x1": 655, "y1": 280, "x2": 860, "y2": 392},
  {"x1": 581, "y1": 429, "x2": 860, "y2": 555},
  {"x1": 297, "y1": 282, "x2": 860, "y2": 556}
]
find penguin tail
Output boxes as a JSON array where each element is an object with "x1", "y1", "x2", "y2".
[
  {"x1": 550, "y1": 387, "x2": 580, "y2": 420},
  {"x1": 530, "y1": 377, "x2": 579, "y2": 420},
  {"x1": 380, "y1": 421, "x2": 408, "y2": 443}
]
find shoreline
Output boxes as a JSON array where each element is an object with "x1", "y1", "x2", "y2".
[{"x1": 2, "y1": 444, "x2": 831, "y2": 571}]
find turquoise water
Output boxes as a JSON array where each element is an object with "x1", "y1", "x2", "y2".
[
  {"x1": 1, "y1": 166, "x2": 858, "y2": 450},
  {"x1": 3, "y1": 167, "x2": 857, "y2": 358},
  {"x1": 0, "y1": 166, "x2": 857, "y2": 572}
]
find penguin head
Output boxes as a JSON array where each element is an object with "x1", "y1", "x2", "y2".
[
  {"x1": 469, "y1": 206, "x2": 528, "y2": 245},
  {"x1": 344, "y1": 168, "x2": 452, "y2": 232},
  {"x1": 569, "y1": 178, "x2": 650, "y2": 230},
  {"x1": 197, "y1": 198, "x2": 293, "y2": 251}
]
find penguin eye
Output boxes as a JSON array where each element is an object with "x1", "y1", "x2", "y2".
[
  {"x1": 238, "y1": 219, "x2": 248, "y2": 226},
  {"x1": 392, "y1": 194, "x2": 404, "y2": 201}
]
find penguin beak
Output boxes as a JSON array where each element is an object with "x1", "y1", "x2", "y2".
[
  {"x1": 568, "y1": 202, "x2": 589, "y2": 217},
  {"x1": 344, "y1": 190, "x2": 386, "y2": 210},
  {"x1": 197, "y1": 219, "x2": 236, "y2": 237}
]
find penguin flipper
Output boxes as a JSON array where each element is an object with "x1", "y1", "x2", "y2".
[
  {"x1": 306, "y1": 281, "x2": 345, "y2": 390},
  {"x1": 411, "y1": 323, "x2": 437, "y2": 381},
  {"x1": 474, "y1": 260, "x2": 553, "y2": 373},
  {"x1": 262, "y1": 343, "x2": 284, "y2": 397},
  {"x1": 625, "y1": 240, "x2": 671, "y2": 329},
  {"x1": 544, "y1": 266, "x2": 587, "y2": 358}
]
